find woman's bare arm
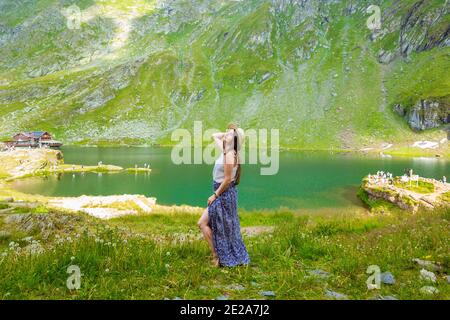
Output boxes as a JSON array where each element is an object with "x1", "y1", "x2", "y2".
[{"x1": 212, "y1": 132, "x2": 225, "y2": 150}]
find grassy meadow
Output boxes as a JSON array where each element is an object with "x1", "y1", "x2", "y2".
[{"x1": 0, "y1": 201, "x2": 449, "y2": 300}]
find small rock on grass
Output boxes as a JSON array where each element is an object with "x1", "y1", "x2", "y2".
[
  {"x1": 216, "y1": 295, "x2": 229, "y2": 300},
  {"x1": 173, "y1": 296, "x2": 183, "y2": 300},
  {"x1": 420, "y1": 269, "x2": 436, "y2": 283},
  {"x1": 380, "y1": 272, "x2": 395, "y2": 285},
  {"x1": 259, "y1": 291, "x2": 276, "y2": 297},
  {"x1": 420, "y1": 286, "x2": 439, "y2": 295},
  {"x1": 308, "y1": 269, "x2": 330, "y2": 279},
  {"x1": 374, "y1": 295, "x2": 398, "y2": 300},
  {"x1": 325, "y1": 290, "x2": 348, "y2": 300},
  {"x1": 225, "y1": 284, "x2": 245, "y2": 291},
  {"x1": 412, "y1": 258, "x2": 443, "y2": 272}
]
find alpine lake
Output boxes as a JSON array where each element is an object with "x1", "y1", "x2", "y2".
[{"x1": 10, "y1": 146, "x2": 450, "y2": 211}]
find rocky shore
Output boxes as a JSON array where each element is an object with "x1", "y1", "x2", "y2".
[
  {"x1": 360, "y1": 175, "x2": 450, "y2": 213},
  {"x1": 0, "y1": 148, "x2": 199, "y2": 219},
  {"x1": 0, "y1": 148, "x2": 151, "y2": 180}
]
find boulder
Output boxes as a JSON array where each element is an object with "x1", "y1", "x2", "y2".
[
  {"x1": 420, "y1": 269, "x2": 437, "y2": 283},
  {"x1": 412, "y1": 258, "x2": 443, "y2": 272},
  {"x1": 374, "y1": 295, "x2": 398, "y2": 300},
  {"x1": 308, "y1": 269, "x2": 330, "y2": 279},
  {"x1": 420, "y1": 286, "x2": 439, "y2": 295},
  {"x1": 325, "y1": 289, "x2": 348, "y2": 300},
  {"x1": 260, "y1": 291, "x2": 276, "y2": 297},
  {"x1": 380, "y1": 272, "x2": 395, "y2": 285},
  {"x1": 225, "y1": 284, "x2": 245, "y2": 291}
]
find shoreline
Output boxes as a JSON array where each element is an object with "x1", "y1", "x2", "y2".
[
  {"x1": 56, "y1": 143, "x2": 450, "y2": 159},
  {"x1": 0, "y1": 148, "x2": 161, "y2": 219},
  {"x1": 1, "y1": 148, "x2": 448, "y2": 219},
  {"x1": 0, "y1": 180, "x2": 203, "y2": 219}
]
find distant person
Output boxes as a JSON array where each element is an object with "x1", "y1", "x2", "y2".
[{"x1": 197, "y1": 123, "x2": 250, "y2": 267}]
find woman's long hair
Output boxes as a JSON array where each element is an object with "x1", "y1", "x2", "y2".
[{"x1": 226, "y1": 123, "x2": 243, "y2": 185}]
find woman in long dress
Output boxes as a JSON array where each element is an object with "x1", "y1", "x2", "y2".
[{"x1": 197, "y1": 123, "x2": 250, "y2": 267}]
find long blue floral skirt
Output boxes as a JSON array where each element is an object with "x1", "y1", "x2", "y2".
[{"x1": 208, "y1": 181, "x2": 250, "y2": 267}]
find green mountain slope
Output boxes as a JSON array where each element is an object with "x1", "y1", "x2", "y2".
[{"x1": 0, "y1": 0, "x2": 449, "y2": 149}]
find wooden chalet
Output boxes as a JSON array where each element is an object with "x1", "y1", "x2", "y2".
[{"x1": 4, "y1": 131, "x2": 63, "y2": 148}]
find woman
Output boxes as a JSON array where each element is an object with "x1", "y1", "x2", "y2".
[{"x1": 197, "y1": 123, "x2": 250, "y2": 267}]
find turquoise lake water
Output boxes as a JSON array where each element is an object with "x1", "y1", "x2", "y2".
[{"x1": 11, "y1": 147, "x2": 450, "y2": 210}]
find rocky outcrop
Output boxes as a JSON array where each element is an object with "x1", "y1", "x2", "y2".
[
  {"x1": 399, "y1": 0, "x2": 449, "y2": 56},
  {"x1": 378, "y1": 49, "x2": 397, "y2": 64},
  {"x1": 394, "y1": 99, "x2": 449, "y2": 131},
  {"x1": 5, "y1": 212, "x2": 85, "y2": 239},
  {"x1": 362, "y1": 184, "x2": 419, "y2": 212},
  {"x1": 375, "y1": 1, "x2": 448, "y2": 64},
  {"x1": 49, "y1": 195, "x2": 157, "y2": 219},
  {"x1": 360, "y1": 176, "x2": 450, "y2": 213},
  {"x1": 0, "y1": 149, "x2": 64, "y2": 179}
]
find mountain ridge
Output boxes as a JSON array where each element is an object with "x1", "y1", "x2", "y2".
[{"x1": 0, "y1": 0, "x2": 449, "y2": 149}]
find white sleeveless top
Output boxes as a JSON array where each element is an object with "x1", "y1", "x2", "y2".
[{"x1": 213, "y1": 153, "x2": 238, "y2": 183}]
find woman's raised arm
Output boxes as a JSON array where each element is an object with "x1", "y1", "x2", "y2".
[{"x1": 212, "y1": 132, "x2": 225, "y2": 150}]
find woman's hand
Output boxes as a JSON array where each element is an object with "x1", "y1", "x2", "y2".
[{"x1": 207, "y1": 194, "x2": 217, "y2": 206}]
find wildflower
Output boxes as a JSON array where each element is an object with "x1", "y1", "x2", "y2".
[
  {"x1": 166, "y1": 251, "x2": 171, "y2": 256},
  {"x1": 70, "y1": 256, "x2": 75, "y2": 261},
  {"x1": 0, "y1": 251, "x2": 7, "y2": 263},
  {"x1": 8, "y1": 242, "x2": 19, "y2": 251},
  {"x1": 28, "y1": 242, "x2": 44, "y2": 255},
  {"x1": 165, "y1": 264, "x2": 170, "y2": 269},
  {"x1": 105, "y1": 268, "x2": 110, "y2": 273}
]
